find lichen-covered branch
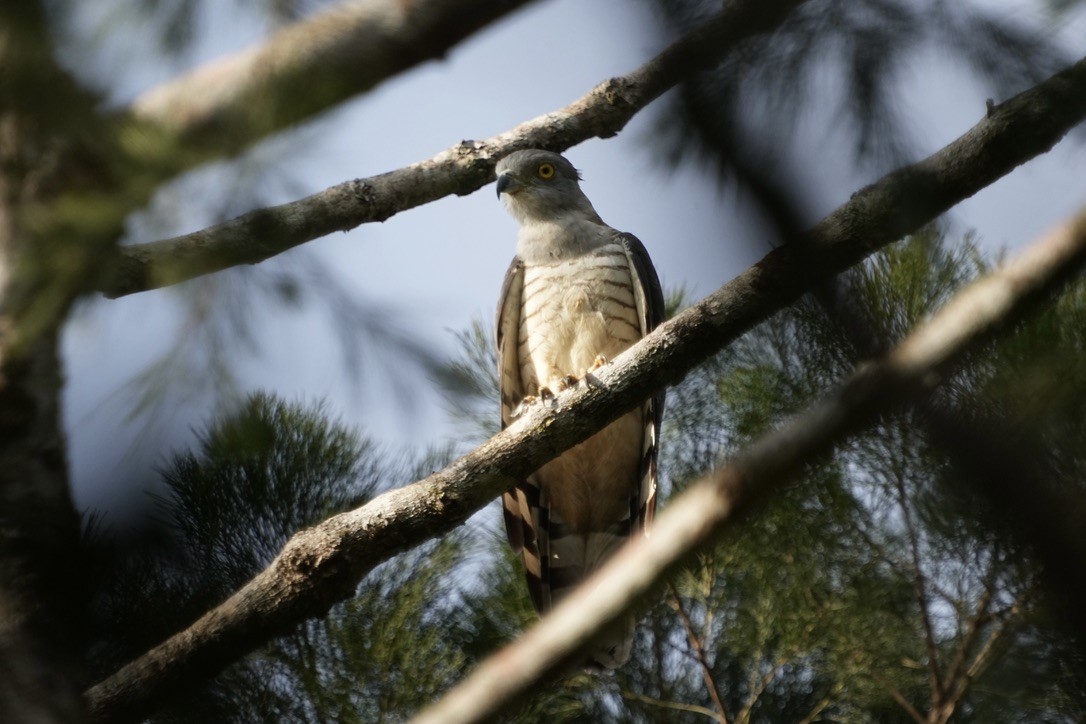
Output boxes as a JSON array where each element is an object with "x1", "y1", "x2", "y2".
[
  {"x1": 413, "y1": 209, "x2": 1086, "y2": 724},
  {"x1": 84, "y1": 55, "x2": 1086, "y2": 724},
  {"x1": 100, "y1": 0, "x2": 806, "y2": 298}
]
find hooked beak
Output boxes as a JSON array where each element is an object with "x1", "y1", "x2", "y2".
[{"x1": 496, "y1": 172, "x2": 521, "y2": 198}]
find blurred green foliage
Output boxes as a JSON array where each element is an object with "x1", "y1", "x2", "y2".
[{"x1": 83, "y1": 229, "x2": 1086, "y2": 721}]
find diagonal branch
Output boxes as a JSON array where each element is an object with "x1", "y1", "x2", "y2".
[
  {"x1": 923, "y1": 403, "x2": 1086, "y2": 649},
  {"x1": 869, "y1": 666, "x2": 927, "y2": 724},
  {"x1": 18, "y1": 0, "x2": 542, "y2": 316},
  {"x1": 931, "y1": 579, "x2": 996, "y2": 723},
  {"x1": 100, "y1": 0, "x2": 807, "y2": 298},
  {"x1": 738, "y1": 654, "x2": 787, "y2": 724},
  {"x1": 84, "y1": 56, "x2": 1086, "y2": 724},
  {"x1": 412, "y1": 209, "x2": 1086, "y2": 724},
  {"x1": 621, "y1": 688, "x2": 725, "y2": 721},
  {"x1": 931, "y1": 583, "x2": 1029, "y2": 723},
  {"x1": 668, "y1": 585, "x2": 730, "y2": 723},
  {"x1": 939, "y1": 566, "x2": 997, "y2": 703},
  {"x1": 127, "y1": 0, "x2": 540, "y2": 155},
  {"x1": 890, "y1": 452, "x2": 945, "y2": 709},
  {"x1": 18, "y1": 0, "x2": 545, "y2": 304}
]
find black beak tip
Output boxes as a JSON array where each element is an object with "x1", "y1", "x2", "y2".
[{"x1": 496, "y1": 173, "x2": 513, "y2": 198}]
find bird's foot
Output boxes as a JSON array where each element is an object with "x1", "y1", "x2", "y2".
[
  {"x1": 581, "y1": 355, "x2": 608, "y2": 388},
  {"x1": 511, "y1": 392, "x2": 549, "y2": 419},
  {"x1": 554, "y1": 356, "x2": 609, "y2": 393},
  {"x1": 555, "y1": 375, "x2": 579, "y2": 392}
]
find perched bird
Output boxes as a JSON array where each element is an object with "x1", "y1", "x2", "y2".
[{"x1": 494, "y1": 149, "x2": 664, "y2": 668}]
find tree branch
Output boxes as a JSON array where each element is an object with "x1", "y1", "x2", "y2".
[
  {"x1": 621, "y1": 688, "x2": 725, "y2": 721},
  {"x1": 932, "y1": 584, "x2": 1027, "y2": 723},
  {"x1": 412, "y1": 209, "x2": 1086, "y2": 723},
  {"x1": 84, "y1": 56, "x2": 1086, "y2": 724},
  {"x1": 126, "y1": 0, "x2": 539, "y2": 156},
  {"x1": 798, "y1": 685, "x2": 840, "y2": 724},
  {"x1": 99, "y1": 0, "x2": 807, "y2": 298},
  {"x1": 890, "y1": 452, "x2": 945, "y2": 710},
  {"x1": 922, "y1": 402, "x2": 1086, "y2": 649},
  {"x1": 21, "y1": 0, "x2": 542, "y2": 315},
  {"x1": 931, "y1": 580, "x2": 995, "y2": 723},
  {"x1": 939, "y1": 568, "x2": 996, "y2": 706},
  {"x1": 668, "y1": 585, "x2": 730, "y2": 724},
  {"x1": 869, "y1": 665, "x2": 927, "y2": 724},
  {"x1": 738, "y1": 655, "x2": 785, "y2": 724}
]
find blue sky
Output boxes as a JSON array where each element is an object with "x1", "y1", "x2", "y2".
[{"x1": 52, "y1": 0, "x2": 1086, "y2": 518}]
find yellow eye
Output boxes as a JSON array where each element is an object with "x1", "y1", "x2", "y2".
[{"x1": 537, "y1": 162, "x2": 556, "y2": 180}]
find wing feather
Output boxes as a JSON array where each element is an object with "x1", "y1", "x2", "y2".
[
  {"x1": 497, "y1": 257, "x2": 526, "y2": 549},
  {"x1": 618, "y1": 232, "x2": 666, "y2": 533},
  {"x1": 496, "y1": 257, "x2": 526, "y2": 430},
  {"x1": 496, "y1": 258, "x2": 551, "y2": 609}
]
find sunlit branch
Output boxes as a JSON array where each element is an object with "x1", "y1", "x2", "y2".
[
  {"x1": 411, "y1": 209, "x2": 1086, "y2": 723},
  {"x1": 100, "y1": 0, "x2": 806, "y2": 298},
  {"x1": 621, "y1": 689, "x2": 724, "y2": 721},
  {"x1": 84, "y1": 55, "x2": 1086, "y2": 724},
  {"x1": 127, "y1": 0, "x2": 539, "y2": 155}
]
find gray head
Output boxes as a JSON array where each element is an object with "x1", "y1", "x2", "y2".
[{"x1": 495, "y1": 149, "x2": 599, "y2": 224}]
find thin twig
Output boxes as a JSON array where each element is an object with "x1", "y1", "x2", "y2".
[
  {"x1": 410, "y1": 209, "x2": 1086, "y2": 722},
  {"x1": 102, "y1": 0, "x2": 805, "y2": 298},
  {"x1": 668, "y1": 584, "x2": 730, "y2": 724},
  {"x1": 798, "y1": 687, "x2": 839, "y2": 724},
  {"x1": 86, "y1": 58, "x2": 1086, "y2": 722},
  {"x1": 867, "y1": 665, "x2": 927, "y2": 724},
  {"x1": 621, "y1": 688, "x2": 725, "y2": 721},
  {"x1": 940, "y1": 568, "x2": 996, "y2": 699},
  {"x1": 737, "y1": 656, "x2": 785, "y2": 724},
  {"x1": 889, "y1": 443, "x2": 945, "y2": 709}
]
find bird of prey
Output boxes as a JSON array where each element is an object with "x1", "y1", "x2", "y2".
[{"x1": 494, "y1": 149, "x2": 664, "y2": 669}]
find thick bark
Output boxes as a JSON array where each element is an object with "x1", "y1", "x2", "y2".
[
  {"x1": 100, "y1": 0, "x2": 807, "y2": 298},
  {"x1": 413, "y1": 208, "x2": 1086, "y2": 724},
  {"x1": 0, "y1": 335, "x2": 82, "y2": 724},
  {"x1": 84, "y1": 54, "x2": 1086, "y2": 724}
]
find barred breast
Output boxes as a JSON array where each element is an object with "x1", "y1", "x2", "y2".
[
  {"x1": 517, "y1": 243, "x2": 643, "y2": 532},
  {"x1": 517, "y1": 243, "x2": 640, "y2": 395}
]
